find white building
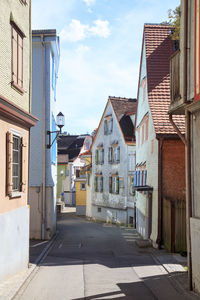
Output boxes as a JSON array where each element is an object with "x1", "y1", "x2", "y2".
[
  {"x1": 29, "y1": 29, "x2": 60, "y2": 240},
  {"x1": 91, "y1": 96, "x2": 137, "y2": 225}
]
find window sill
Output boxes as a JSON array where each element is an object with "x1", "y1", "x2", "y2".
[
  {"x1": 11, "y1": 82, "x2": 24, "y2": 94},
  {"x1": 9, "y1": 191, "x2": 23, "y2": 199}
]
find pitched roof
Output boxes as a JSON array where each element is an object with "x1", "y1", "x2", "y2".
[
  {"x1": 144, "y1": 24, "x2": 185, "y2": 135},
  {"x1": 57, "y1": 135, "x2": 85, "y2": 161},
  {"x1": 109, "y1": 96, "x2": 137, "y2": 142}
]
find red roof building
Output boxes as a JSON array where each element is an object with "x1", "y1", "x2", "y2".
[{"x1": 135, "y1": 24, "x2": 186, "y2": 252}]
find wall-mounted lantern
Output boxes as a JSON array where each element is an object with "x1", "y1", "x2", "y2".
[{"x1": 47, "y1": 112, "x2": 65, "y2": 148}]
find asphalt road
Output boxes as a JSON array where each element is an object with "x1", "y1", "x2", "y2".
[{"x1": 15, "y1": 212, "x2": 198, "y2": 300}]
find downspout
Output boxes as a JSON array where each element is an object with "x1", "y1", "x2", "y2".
[
  {"x1": 169, "y1": 0, "x2": 192, "y2": 290},
  {"x1": 157, "y1": 137, "x2": 163, "y2": 248},
  {"x1": 186, "y1": 109, "x2": 192, "y2": 290},
  {"x1": 184, "y1": 0, "x2": 192, "y2": 290},
  {"x1": 169, "y1": 114, "x2": 186, "y2": 145},
  {"x1": 41, "y1": 35, "x2": 46, "y2": 240}
]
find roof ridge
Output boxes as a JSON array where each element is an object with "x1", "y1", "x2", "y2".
[{"x1": 109, "y1": 96, "x2": 137, "y2": 102}]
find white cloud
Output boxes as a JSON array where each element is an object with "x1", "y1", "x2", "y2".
[
  {"x1": 60, "y1": 19, "x2": 89, "y2": 42},
  {"x1": 89, "y1": 20, "x2": 110, "y2": 38},
  {"x1": 60, "y1": 19, "x2": 110, "y2": 42},
  {"x1": 82, "y1": 0, "x2": 96, "y2": 7}
]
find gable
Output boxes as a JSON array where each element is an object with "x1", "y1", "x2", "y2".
[
  {"x1": 92, "y1": 101, "x2": 126, "y2": 150},
  {"x1": 136, "y1": 40, "x2": 151, "y2": 128}
]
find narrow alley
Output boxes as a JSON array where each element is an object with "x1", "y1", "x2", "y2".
[{"x1": 14, "y1": 211, "x2": 198, "y2": 300}]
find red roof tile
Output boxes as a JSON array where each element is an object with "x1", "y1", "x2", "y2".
[{"x1": 144, "y1": 24, "x2": 185, "y2": 135}]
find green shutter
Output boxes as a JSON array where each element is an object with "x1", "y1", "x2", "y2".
[
  {"x1": 94, "y1": 176, "x2": 97, "y2": 192},
  {"x1": 95, "y1": 149, "x2": 98, "y2": 165},
  {"x1": 116, "y1": 177, "x2": 119, "y2": 194}
]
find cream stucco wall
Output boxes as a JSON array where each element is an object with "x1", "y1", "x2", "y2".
[
  {"x1": 0, "y1": 117, "x2": 29, "y2": 214},
  {"x1": 0, "y1": 0, "x2": 31, "y2": 112},
  {"x1": 136, "y1": 38, "x2": 158, "y2": 242}
]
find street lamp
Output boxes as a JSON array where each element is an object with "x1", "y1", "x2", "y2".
[{"x1": 47, "y1": 112, "x2": 65, "y2": 148}]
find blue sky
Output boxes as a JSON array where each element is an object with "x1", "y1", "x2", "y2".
[{"x1": 32, "y1": 0, "x2": 180, "y2": 134}]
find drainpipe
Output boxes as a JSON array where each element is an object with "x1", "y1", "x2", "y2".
[
  {"x1": 186, "y1": 109, "x2": 192, "y2": 290},
  {"x1": 41, "y1": 35, "x2": 46, "y2": 240},
  {"x1": 184, "y1": 0, "x2": 192, "y2": 290},
  {"x1": 157, "y1": 137, "x2": 163, "y2": 248},
  {"x1": 169, "y1": 114, "x2": 186, "y2": 145}
]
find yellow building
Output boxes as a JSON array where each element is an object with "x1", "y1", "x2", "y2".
[
  {"x1": 0, "y1": 0, "x2": 37, "y2": 282},
  {"x1": 75, "y1": 147, "x2": 92, "y2": 216}
]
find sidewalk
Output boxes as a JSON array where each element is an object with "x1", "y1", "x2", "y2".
[{"x1": 0, "y1": 236, "x2": 57, "y2": 300}]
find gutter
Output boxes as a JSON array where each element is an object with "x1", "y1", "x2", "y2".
[
  {"x1": 156, "y1": 137, "x2": 163, "y2": 249},
  {"x1": 41, "y1": 35, "x2": 46, "y2": 240}
]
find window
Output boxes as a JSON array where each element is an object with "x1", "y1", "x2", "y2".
[
  {"x1": 11, "y1": 23, "x2": 24, "y2": 91},
  {"x1": 129, "y1": 176, "x2": 135, "y2": 195},
  {"x1": 104, "y1": 119, "x2": 108, "y2": 135},
  {"x1": 108, "y1": 146, "x2": 120, "y2": 164},
  {"x1": 108, "y1": 118, "x2": 113, "y2": 134},
  {"x1": 134, "y1": 170, "x2": 147, "y2": 187},
  {"x1": 98, "y1": 207, "x2": 101, "y2": 213},
  {"x1": 141, "y1": 77, "x2": 146, "y2": 102},
  {"x1": 6, "y1": 132, "x2": 26, "y2": 196},
  {"x1": 76, "y1": 169, "x2": 80, "y2": 178},
  {"x1": 94, "y1": 176, "x2": 103, "y2": 193},
  {"x1": 109, "y1": 176, "x2": 119, "y2": 194},
  {"x1": 104, "y1": 117, "x2": 113, "y2": 135},
  {"x1": 81, "y1": 183, "x2": 86, "y2": 190},
  {"x1": 95, "y1": 148, "x2": 104, "y2": 164}
]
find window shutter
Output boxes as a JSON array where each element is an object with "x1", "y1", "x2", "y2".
[
  {"x1": 117, "y1": 146, "x2": 120, "y2": 162},
  {"x1": 18, "y1": 35, "x2": 23, "y2": 88},
  {"x1": 94, "y1": 176, "x2": 97, "y2": 192},
  {"x1": 108, "y1": 147, "x2": 112, "y2": 163},
  {"x1": 104, "y1": 120, "x2": 107, "y2": 135},
  {"x1": 102, "y1": 148, "x2": 104, "y2": 164},
  {"x1": 136, "y1": 171, "x2": 140, "y2": 186},
  {"x1": 110, "y1": 118, "x2": 113, "y2": 133},
  {"x1": 144, "y1": 170, "x2": 147, "y2": 186},
  {"x1": 101, "y1": 176, "x2": 103, "y2": 192},
  {"x1": 12, "y1": 28, "x2": 18, "y2": 84},
  {"x1": 116, "y1": 177, "x2": 119, "y2": 194},
  {"x1": 109, "y1": 177, "x2": 112, "y2": 193},
  {"x1": 20, "y1": 137, "x2": 26, "y2": 192},
  {"x1": 140, "y1": 170, "x2": 143, "y2": 186},
  {"x1": 6, "y1": 132, "x2": 13, "y2": 196},
  {"x1": 134, "y1": 171, "x2": 137, "y2": 187},
  {"x1": 95, "y1": 149, "x2": 98, "y2": 165}
]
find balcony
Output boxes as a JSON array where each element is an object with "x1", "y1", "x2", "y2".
[{"x1": 169, "y1": 50, "x2": 185, "y2": 115}]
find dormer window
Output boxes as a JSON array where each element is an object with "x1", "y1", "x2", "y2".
[{"x1": 104, "y1": 115, "x2": 113, "y2": 135}]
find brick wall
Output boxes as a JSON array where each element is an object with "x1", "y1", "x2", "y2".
[{"x1": 162, "y1": 139, "x2": 185, "y2": 201}]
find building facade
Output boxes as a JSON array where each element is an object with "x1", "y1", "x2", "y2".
[
  {"x1": 169, "y1": 0, "x2": 200, "y2": 293},
  {"x1": 29, "y1": 29, "x2": 60, "y2": 240},
  {"x1": 91, "y1": 97, "x2": 137, "y2": 225},
  {"x1": 136, "y1": 24, "x2": 186, "y2": 252},
  {"x1": 76, "y1": 136, "x2": 93, "y2": 216},
  {"x1": 0, "y1": 0, "x2": 37, "y2": 282},
  {"x1": 57, "y1": 134, "x2": 86, "y2": 207}
]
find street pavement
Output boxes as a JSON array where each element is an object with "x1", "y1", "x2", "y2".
[{"x1": 13, "y1": 210, "x2": 199, "y2": 300}]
